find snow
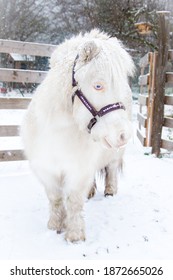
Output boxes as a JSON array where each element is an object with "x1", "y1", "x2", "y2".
[
  {"x1": 10, "y1": 53, "x2": 35, "y2": 62},
  {"x1": 0, "y1": 103, "x2": 173, "y2": 260}
]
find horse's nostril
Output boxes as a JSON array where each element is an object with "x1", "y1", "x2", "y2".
[
  {"x1": 118, "y1": 132, "x2": 128, "y2": 148},
  {"x1": 120, "y1": 132, "x2": 125, "y2": 142}
]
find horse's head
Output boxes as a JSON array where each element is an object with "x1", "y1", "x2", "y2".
[{"x1": 71, "y1": 33, "x2": 135, "y2": 150}]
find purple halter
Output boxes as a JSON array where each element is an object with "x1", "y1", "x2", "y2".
[{"x1": 72, "y1": 54, "x2": 125, "y2": 133}]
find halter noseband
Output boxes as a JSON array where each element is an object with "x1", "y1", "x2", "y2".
[{"x1": 72, "y1": 54, "x2": 125, "y2": 133}]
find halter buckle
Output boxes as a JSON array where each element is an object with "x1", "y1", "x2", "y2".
[{"x1": 87, "y1": 117, "x2": 98, "y2": 133}]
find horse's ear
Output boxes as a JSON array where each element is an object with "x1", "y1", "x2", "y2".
[{"x1": 78, "y1": 41, "x2": 100, "y2": 63}]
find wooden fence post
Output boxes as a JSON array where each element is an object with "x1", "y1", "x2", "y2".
[
  {"x1": 145, "y1": 52, "x2": 156, "y2": 147},
  {"x1": 151, "y1": 11, "x2": 170, "y2": 156}
]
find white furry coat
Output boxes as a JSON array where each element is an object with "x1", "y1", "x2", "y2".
[{"x1": 22, "y1": 30, "x2": 134, "y2": 242}]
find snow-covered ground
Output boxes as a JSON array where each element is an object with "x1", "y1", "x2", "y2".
[{"x1": 0, "y1": 101, "x2": 173, "y2": 260}]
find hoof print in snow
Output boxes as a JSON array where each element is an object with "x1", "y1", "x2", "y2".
[{"x1": 143, "y1": 235, "x2": 149, "y2": 242}]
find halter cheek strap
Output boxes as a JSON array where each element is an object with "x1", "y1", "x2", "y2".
[{"x1": 72, "y1": 54, "x2": 126, "y2": 133}]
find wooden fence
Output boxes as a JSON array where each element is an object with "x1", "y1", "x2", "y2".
[
  {"x1": 137, "y1": 11, "x2": 173, "y2": 156},
  {"x1": 1, "y1": 14, "x2": 173, "y2": 161},
  {"x1": 137, "y1": 51, "x2": 173, "y2": 153},
  {"x1": 0, "y1": 39, "x2": 56, "y2": 161}
]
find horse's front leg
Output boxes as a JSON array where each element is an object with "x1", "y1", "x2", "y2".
[
  {"x1": 65, "y1": 191, "x2": 86, "y2": 242},
  {"x1": 104, "y1": 160, "x2": 123, "y2": 196},
  {"x1": 47, "y1": 194, "x2": 66, "y2": 233}
]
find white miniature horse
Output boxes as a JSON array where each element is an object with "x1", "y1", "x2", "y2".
[{"x1": 22, "y1": 30, "x2": 134, "y2": 242}]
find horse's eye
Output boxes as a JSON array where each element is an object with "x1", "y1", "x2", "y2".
[{"x1": 93, "y1": 83, "x2": 104, "y2": 91}]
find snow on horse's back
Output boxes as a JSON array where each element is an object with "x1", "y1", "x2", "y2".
[{"x1": 21, "y1": 29, "x2": 135, "y2": 242}]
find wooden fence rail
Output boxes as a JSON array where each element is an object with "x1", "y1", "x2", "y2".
[
  {"x1": 0, "y1": 68, "x2": 47, "y2": 84},
  {"x1": 0, "y1": 39, "x2": 56, "y2": 161},
  {"x1": 0, "y1": 97, "x2": 31, "y2": 110},
  {"x1": 0, "y1": 39, "x2": 56, "y2": 57}
]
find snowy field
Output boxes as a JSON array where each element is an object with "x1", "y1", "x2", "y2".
[{"x1": 0, "y1": 101, "x2": 173, "y2": 260}]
